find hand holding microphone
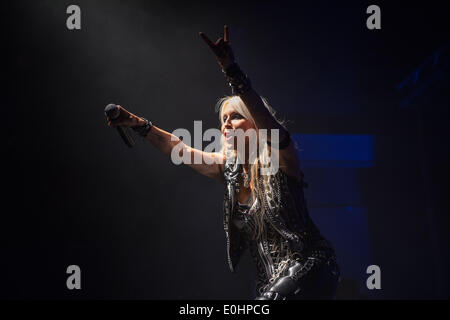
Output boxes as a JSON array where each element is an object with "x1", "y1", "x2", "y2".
[{"x1": 105, "y1": 104, "x2": 153, "y2": 148}]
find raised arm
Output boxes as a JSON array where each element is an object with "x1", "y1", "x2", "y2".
[
  {"x1": 200, "y1": 26, "x2": 285, "y2": 136},
  {"x1": 106, "y1": 105, "x2": 225, "y2": 183},
  {"x1": 199, "y1": 25, "x2": 302, "y2": 180}
]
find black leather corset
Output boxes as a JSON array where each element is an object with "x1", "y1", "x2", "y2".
[{"x1": 222, "y1": 154, "x2": 334, "y2": 273}]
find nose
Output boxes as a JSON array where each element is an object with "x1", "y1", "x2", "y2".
[{"x1": 223, "y1": 117, "x2": 233, "y2": 132}]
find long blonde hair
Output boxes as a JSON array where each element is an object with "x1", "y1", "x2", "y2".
[{"x1": 216, "y1": 95, "x2": 289, "y2": 240}]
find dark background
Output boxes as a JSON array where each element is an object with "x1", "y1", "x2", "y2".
[{"x1": 2, "y1": 0, "x2": 449, "y2": 299}]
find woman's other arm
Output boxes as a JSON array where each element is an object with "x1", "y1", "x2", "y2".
[
  {"x1": 106, "y1": 105, "x2": 225, "y2": 183},
  {"x1": 145, "y1": 125, "x2": 225, "y2": 182}
]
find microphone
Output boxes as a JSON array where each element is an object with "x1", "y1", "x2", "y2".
[{"x1": 104, "y1": 103, "x2": 135, "y2": 148}]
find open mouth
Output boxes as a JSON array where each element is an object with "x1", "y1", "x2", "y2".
[{"x1": 224, "y1": 129, "x2": 234, "y2": 141}]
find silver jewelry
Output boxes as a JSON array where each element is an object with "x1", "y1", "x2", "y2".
[
  {"x1": 242, "y1": 171, "x2": 250, "y2": 188},
  {"x1": 222, "y1": 63, "x2": 252, "y2": 95},
  {"x1": 132, "y1": 118, "x2": 153, "y2": 137}
]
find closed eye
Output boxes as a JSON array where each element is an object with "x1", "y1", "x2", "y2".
[{"x1": 223, "y1": 113, "x2": 243, "y2": 121}]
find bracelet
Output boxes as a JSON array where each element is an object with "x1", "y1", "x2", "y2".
[
  {"x1": 222, "y1": 63, "x2": 252, "y2": 95},
  {"x1": 132, "y1": 118, "x2": 153, "y2": 137}
]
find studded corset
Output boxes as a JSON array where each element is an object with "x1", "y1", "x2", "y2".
[
  {"x1": 222, "y1": 153, "x2": 335, "y2": 291},
  {"x1": 233, "y1": 198, "x2": 305, "y2": 294}
]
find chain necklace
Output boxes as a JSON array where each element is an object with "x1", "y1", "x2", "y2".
[{"x1": 242, "y1": 170, "x2": 250, "y2": 188}]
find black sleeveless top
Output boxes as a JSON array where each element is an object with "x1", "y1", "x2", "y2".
[{"x1": 222, "y1": 154, "x2": 336, "y2": 294}]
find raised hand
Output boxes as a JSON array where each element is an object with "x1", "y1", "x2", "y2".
[{"x1": 199, "y1": 25, "x2": 235, "y2": 70}]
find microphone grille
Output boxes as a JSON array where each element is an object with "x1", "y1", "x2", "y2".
[{"x1": 104, "y1": 103, "x2": 120, "y2": 120}]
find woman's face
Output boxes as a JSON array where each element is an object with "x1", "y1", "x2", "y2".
[{"x1": 221, "y1": 102, "x2": 256, "y2": 149}]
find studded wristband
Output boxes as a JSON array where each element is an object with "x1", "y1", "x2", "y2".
[
  {"x1": 222, "y1": 63, "x2": 252, "y2": 95},
  {"x1": 132, "y1": 118, "x2": 153, "y2": 137}
]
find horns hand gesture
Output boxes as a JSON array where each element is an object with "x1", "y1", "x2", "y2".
[{"x1": 199, "y1": 25, "x2": 235, "y2": 70}]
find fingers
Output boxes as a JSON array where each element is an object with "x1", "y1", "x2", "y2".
[
  {"x1": 199, "y1": 32, "x2": 216, "y2": 52},
  {"x1": 224, "y1": 25, "x2": 229, "y2": 43},
  {"x1": 106, "y1": 115, "x2": 113, "y2": 127},
  {"x1": 117, "y1": 104, "x2": 126, "y2": 115},
  {"x1": 109, "y1": 117, "x2": 133, "y2": 128},
  {"x1": 106, "y1": 105, "x2": 127, "y2": 127},
  {"x1": 200, "y1": 28, "x2": 231, "y2": 60},
  {"x1": 108, "y1": 119, "x2": 116, "y2": 127},
  {"x1": 107, "y1": 118, "x2": 121, "y2": 128},
  {"x1": 108, "y1": 121, "x2": 119, "y2": 128},
  {"x1": 117, "y1": 104, "x2": 132, "y2": 119}
]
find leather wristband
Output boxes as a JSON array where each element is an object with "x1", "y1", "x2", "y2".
[
  {"x1": 132, "y1": 118, "x2": 153, "y2": 137},
  {"x1": 222, "y1": 63, "x2": 252, "y2": 95}
]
